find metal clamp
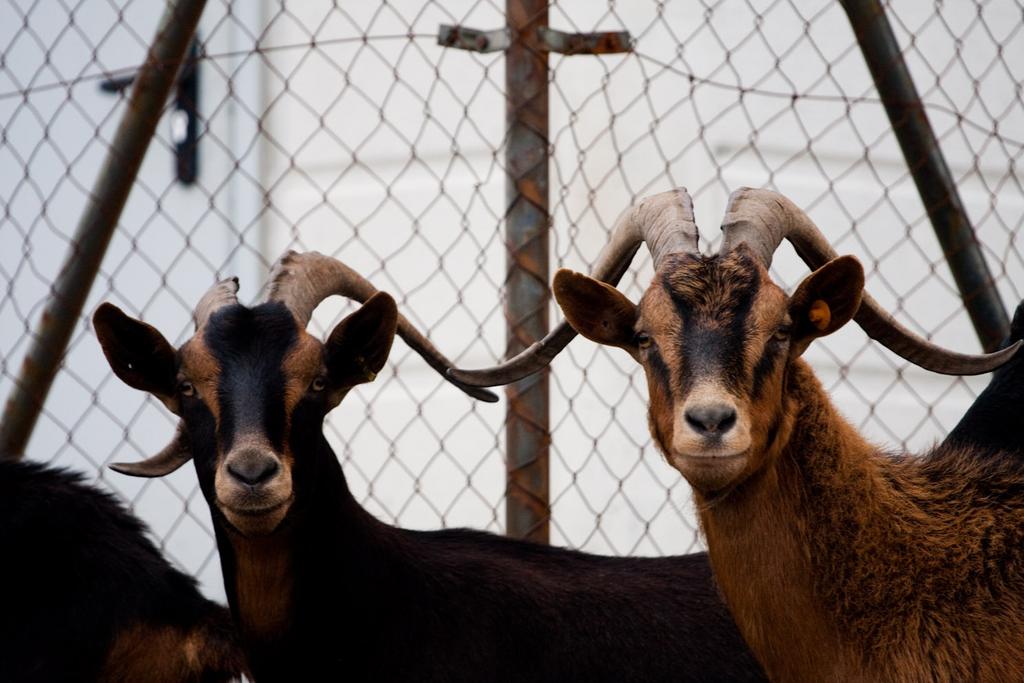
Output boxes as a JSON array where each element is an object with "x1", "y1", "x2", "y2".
[
  {"x1": 438, "y1": 25, "x2": 631, "y2": 55},
  {"x1": 438, "y1": 25, "x2": 510, "y2": 53},
  {"x1": 536, "y1": 27, "x2": 631, "y2": 55}
]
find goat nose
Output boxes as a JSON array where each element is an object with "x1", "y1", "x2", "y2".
[
  {"x1": 227, "y1": 452, "x2": 280, "y2": 487},
  {"x1": 685, "y1": 404, "x2": 737, "y2": 436}
]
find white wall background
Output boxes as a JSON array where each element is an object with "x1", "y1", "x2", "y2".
[{"x1": 1, "y1": 0, "x2": 1022, "y2": 602}]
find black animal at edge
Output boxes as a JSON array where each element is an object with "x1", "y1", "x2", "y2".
[
  {"x1": 0, "y1": 459, "x2": 245, "y2": 682},
  {"x1": 947, "y1": 301, "x2": 1024, "y2": 455}
]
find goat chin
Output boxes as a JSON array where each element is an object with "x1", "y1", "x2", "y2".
[
  {"x1": 669, "y1": 450, "x2": 750, "y2": 491},
  {"x1": 668, "y1": 431, "x2": 752, "y2": 491},
  {"x1": 219, "y1": 498, "x2": 291, "y2": 536}
]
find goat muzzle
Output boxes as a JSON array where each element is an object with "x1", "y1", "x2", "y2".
[
  {"x1": 216, "y1": 445, "x2": 293, "y2": 536},
  {"x1": 225, "y1": 448, "x2": 281, "y2": 488}
]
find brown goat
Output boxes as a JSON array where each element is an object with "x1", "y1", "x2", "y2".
[{"x1": 449, "y1": 188, "x2": 1024, "y2": 682}]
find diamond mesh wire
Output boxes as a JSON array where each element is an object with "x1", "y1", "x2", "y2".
[{"x1": 1, "y1": 0, "x2": 1022, "y2": 599}]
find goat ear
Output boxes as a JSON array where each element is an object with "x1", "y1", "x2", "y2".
[
  {"x1": 788, "y1": 255, "x2": 864, "y2": 356},
  {"x1": 93, "y1": 303, "x2": 179, "y2": 409},
  {"x1": 324, "y1": 292, "x2": 398, "y2": 388},
  {"x1": 553, "y1": 269, "x2": 639, "y2": 359}
]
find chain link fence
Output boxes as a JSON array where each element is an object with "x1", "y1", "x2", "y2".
[{"x1": 2, "y1": 0, "x2": 1023, "y2": 600}]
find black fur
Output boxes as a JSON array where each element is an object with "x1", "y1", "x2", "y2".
[
  {"x1": 946, "y1": 301, "x2": 1024, "y2": 455},
  {"x1": 0, "y1": 460, "x2": 241, "y2": 682},
  {"x1": 751, "y1": 337, "x2": 784, "y2": 400},
  {"x1": 205, "y1": 303, "x2": 297, "y2": 453},
  {"x1": 647, "y1": 345, "x2": 673, "y2": 397},
  {"x1": 191, "y1": 304, "x2": 767, "y2": 682},
  {"x1": 664, "y1": 256, "x2": 759, "y2": 394}
]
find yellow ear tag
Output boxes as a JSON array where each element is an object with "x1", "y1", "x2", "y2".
[
  {"x1": 808, "y1": 300, "x2": 831, "y2": 331},
  {"x1": 355, "y1": 356, "x2": 377, "y2": 382}
]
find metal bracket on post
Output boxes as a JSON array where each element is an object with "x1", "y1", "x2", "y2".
[
  {"x1": 438, "y1": 24, "x2": 631, "y2": 55},
  {"x1": 438, "y1": 25, "x2": 510, "y2": 53},
  {"x1": 536, "y1": 27, "x2": 631, "y2": 55},
  {"x1": 100, "y1": 37, "x2": 202, "y2": 185},
  {"x1": 0, "y1": 0, "x2": 209, "y2": 460},
  {"x1": 438, "y1": 17, "x2": 630, "y2": 544}
]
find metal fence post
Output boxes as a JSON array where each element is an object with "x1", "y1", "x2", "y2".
[
  {"x1": 0, "y1": 0, "x2": 209, "y2": 459},
  {"x1": 841, "y1": 0, "x2": 1009, "y2": 351},
  {"x1": 504, "y1": 0, "x2": 551, "y2": 542},
  {"x1": 438, "y1": 13, "x2": 630, "y2": 542}
]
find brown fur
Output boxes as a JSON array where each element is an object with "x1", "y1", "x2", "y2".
[
  {"x1": 179, "y1": 337, "x2": 222, "y2": 425},
  {"x1": 282, "y1": 330, "x2": 323, "y2": 417},
  {"x1": 704, "y1": 363, "x2": 1024, "y2": 682},
  {"x1": 100, "y1": 619, "x2": 245, "y2": 682},
  {"x1": 552, "y1": 271, "x2": 639, "y2": 357},
  {"x1": 230, "y1": 532, "x2": 294, "y2": 642},
  {"x1": 662, "y1": 252, "x2": 758, "y2": 321},
  {"x1": 556, "y1": 249, "x2": 1024, "y2": 681}
]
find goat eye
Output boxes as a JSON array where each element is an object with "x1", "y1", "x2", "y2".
[
  {"x1": 636, "y1": 333, "x2": 652, "y2": 349},
  {"x1": 179, "y1": 380, "x2": 195, "y2": 397},
  {"x1": 773, "y1": 326, "x2": 791, "y2": 342},
  {"x1": 311, "y1": 376, "x2": 327, "y2": 392}
]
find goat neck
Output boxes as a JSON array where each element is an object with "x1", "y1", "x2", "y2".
[
  {"x1": 698, "y1": 360, "x2": 872, "y2": 681},
  {"x1": 212, "y1": 429, "x2": 390, "y2": 679},
  {"x1": 704, "y1": 357, "x2": 1024, "y2": 681}
]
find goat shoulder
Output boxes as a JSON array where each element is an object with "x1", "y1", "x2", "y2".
[{"x1": 704, "y1": 361, "x2": 1024, "y2": 682}]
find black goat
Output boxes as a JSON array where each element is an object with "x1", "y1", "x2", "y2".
[
  {"x1": 94, "y1": 251, "x2": 766, "y2": 682},
  {"x1": 946, "y1": 301, "x2": 1024, "y2": 454},
  {"x1": 0, "y1": 459, "x2": 246, "y2": 682}
]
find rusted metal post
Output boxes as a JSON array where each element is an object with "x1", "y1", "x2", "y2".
[
  {"x1": 0, "y1": 0, "x2": 208, "y2": 459},
  {"x1": 437, "y1": 16, "x2": 628, "y2": 543},
  {"x1": 841, "y1": 0, "x2": 1009, "y2": 351},
  {"x1": 504, "y1": 0, "x2": 550, "y2": 542}
]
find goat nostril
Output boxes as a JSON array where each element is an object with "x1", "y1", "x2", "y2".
[
  {"x1": 685, "y1": 404, "x2": 738, "y2": 436},
  {"x1": 227, "y1": 456, "x2": 280, "y2": 487}
]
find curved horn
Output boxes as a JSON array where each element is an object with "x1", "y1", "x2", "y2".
[
  {"x1": 193, "y1": 277, "x2": 239, "y2": 330},
  {"x1": 448, "y1": 187, "x2": 699, "y2": 387},
  {"x1": 109, "y1": 423, "x2": 191, "y2": 478},
  {"x1": 265, "y1": 250, "x2": 498, "y2": 403},
  {"x1": 719, "y1": 187, "x2": 1019, "y2": 376}
]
